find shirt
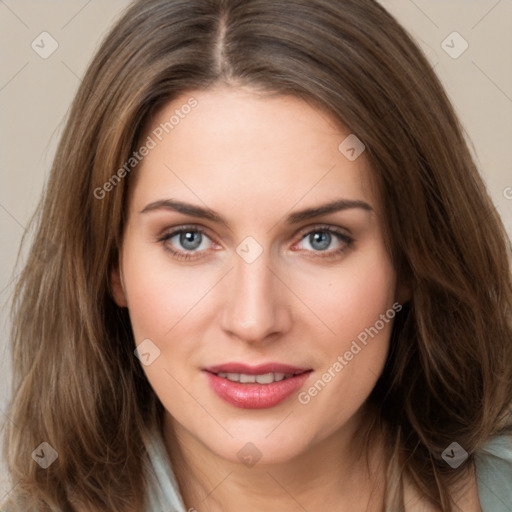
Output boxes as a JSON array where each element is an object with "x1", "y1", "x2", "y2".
[{"x1": 142, "y1": 428, "x2": 512, "y2": 512}]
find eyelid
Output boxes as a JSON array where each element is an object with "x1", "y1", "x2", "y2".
[
  {"x1": 295, "y1": 222, "x2": 352, "y2": 239},
  {"x1": 157, "y1": 224, "x2": 215, "y2": 240},
  {"x1": 157, "y1": 224, "x2": 219, "y2": 247}
]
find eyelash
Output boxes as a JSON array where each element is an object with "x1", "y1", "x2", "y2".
[{"x1": 157, "y1": 224, "x2": 354, "y2": 262}]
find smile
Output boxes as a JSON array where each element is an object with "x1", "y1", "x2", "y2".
[
  {"x1": 202, "y1": 363, "x2": 312, "y2": 409},
  {"x1": 215, "y1": 372, "x2": 292, "y2": 383}
]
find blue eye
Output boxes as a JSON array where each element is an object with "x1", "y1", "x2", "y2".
[
  {"x1": 295, "y1": 227, "x2": 353, "y2": 257},
  {"x1": 305, "y1": 231, "x2": 333, "y2": 251},
  {"x1": 175, "y1": 230, "x2": 204, "y2": 251},
  {"x1": 158, "y1": 227, "x2": 214, "y2": 260},
  {"x1": 158, "y1": 224, "x2": 354, "y2": 262}
]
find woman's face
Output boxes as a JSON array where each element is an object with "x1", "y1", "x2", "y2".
[{"x1": 113, "y1": 86, "x2": 401, "y2": 464}]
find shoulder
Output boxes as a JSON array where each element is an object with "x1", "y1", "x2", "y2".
[{"x1": 475, "y1": 435, "x2": 512, "y2": 512}]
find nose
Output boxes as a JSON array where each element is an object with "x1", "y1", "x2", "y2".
[{"x1": 220, "y1": 248, "x2": 292, "y2": 344}]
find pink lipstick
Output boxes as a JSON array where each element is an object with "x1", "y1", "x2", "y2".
[{"x1": 203, "y1": 363, "x2": 312, "y2": 409}]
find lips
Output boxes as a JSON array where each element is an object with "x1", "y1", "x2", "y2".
[
  {"x1": 203, "y1": 362, "x2": 310, "y2": 376},
  {"x1": 203, "y1": 362, "x2": 312, "y2": 409}
]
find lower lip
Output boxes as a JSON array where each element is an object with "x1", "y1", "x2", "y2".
[{"x1": 204, "y1": 371, "x2": 311, "y2": 409}]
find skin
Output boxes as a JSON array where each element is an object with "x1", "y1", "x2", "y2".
[{"x1": 111, "y1": 86, "x2": 479, "y2": 511}]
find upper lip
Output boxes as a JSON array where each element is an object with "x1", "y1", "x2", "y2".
[{"x1": 203, "y1": 363, "x2": 312, "y2": 376}]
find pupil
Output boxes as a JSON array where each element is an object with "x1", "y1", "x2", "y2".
[
  {"x1": 311, "y1": 231, "x2": 330, "y2": 251},
  {"x1": 181, "y1": 231, "x2": 201, "y2": 250}
]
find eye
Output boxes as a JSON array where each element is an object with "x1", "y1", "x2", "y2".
[
  {"x1": 157, "y1": 224, "x2": 354, "y2": 262},
  {"x1": 293, "y1": 225, "x2": 354, "y2": 258},
  {"x1": 157, "y1": 226, "x2": 217, "y2": 261}
]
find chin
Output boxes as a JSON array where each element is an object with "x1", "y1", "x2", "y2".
[{"x1": 197, "y1": 424, "x2": 316, "y2": 467}]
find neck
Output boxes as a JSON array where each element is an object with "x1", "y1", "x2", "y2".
[{"x1": 163, "y1": 405, "x2": 388, "y2": 512}]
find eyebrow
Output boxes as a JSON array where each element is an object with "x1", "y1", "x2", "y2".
[{"x1": 139, "y1": 198, "x2": 373, "y2": 226}]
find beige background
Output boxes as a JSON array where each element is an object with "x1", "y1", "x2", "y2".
[{"x1": 1, "y1": 0, "x2": 511, "y2": 500}]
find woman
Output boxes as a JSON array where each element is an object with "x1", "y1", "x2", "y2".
[{"x1": 2, "y1": 0, "x2": 512, "y2": 510}]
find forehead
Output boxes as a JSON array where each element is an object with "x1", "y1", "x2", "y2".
[{"x1": 129, "y1": 86, "x2": 376, "y2": 219}]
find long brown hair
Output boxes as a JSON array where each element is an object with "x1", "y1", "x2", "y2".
[{"x1": 3, "y1": 0, "x2": 512, "y2": 510}]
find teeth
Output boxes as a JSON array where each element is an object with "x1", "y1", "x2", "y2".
[
  {"x1": 216, "y1": 372, "x2": 291, "y2": 384},
  {"x1": 256, "y1": 373, "x2": 276, "y2": 384}
]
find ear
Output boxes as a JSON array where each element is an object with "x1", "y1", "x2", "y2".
[{"x1": 111, "y1": 262, "x2": 128, "y2": 308}]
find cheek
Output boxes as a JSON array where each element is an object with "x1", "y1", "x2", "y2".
[
  {"x1": 123, "y1": 232, "x2": 397, "y2": 363},
  {"x1": 294, "y1": 242, "x2": 397, "y2": 346},
  {"x1": 120, "y1": 244, "x2": 212, "y2": 409},
  {"x1": 293, "y1": 244, "x2": 397, "y2": 417},
  {"x1": 121, "y1": 243, "x2": 212, "y2": 342}
]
